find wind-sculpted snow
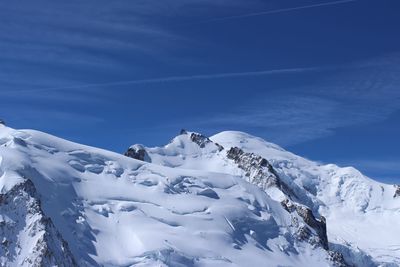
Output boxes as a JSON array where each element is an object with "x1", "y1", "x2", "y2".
[
  {"x1": 212, "y1": 131, "x2": 400, "y2": 266},
  {"x1": 0, "y1": 125, "x2": 341, "y2": 266},
  {"x1": 0, "y1": 124, "x2": 398, "y2": 267},
  {"x1": 127, "y1": 130, "x2": 400, "y2": 266}
]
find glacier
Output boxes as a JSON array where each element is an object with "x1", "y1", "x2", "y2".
[{"x1": 0, "y1": 123, "x2": 398, "y2": 266}]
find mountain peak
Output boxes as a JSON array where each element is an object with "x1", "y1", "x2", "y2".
[
  {"x1": 211, "y1": 130, "x2": 286, "y2": 153},
  {"x1": 168, "y1": 130, "x2": 224, "y2": 152},
  {"x1": 0, "y1": 126, "x2": 398, "y2": 266}
]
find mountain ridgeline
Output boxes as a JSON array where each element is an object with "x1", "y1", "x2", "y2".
[
  {"x1": 0, "y1": 124, "x2": 398, "y2": 266},
  {"x1": 125, "y1": 129, "x2": 400, "y2": 267}
]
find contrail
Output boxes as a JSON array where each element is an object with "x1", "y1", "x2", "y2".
[
  {"x1": 9, "y1": 67, "x2": 317, "y2": 94},
  {"x1": 201, "y1": 0, "x2": 357, "y2": 23}
]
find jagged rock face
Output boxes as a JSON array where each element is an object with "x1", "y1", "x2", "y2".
[
  {"x1": 225, "y1": 147, "x2": 332, "y2": 251},
  {"x1": 189, "y1": 132, "x2": 224, "y2": 151},
  {"x1": 225, "y1": 147, "x2": 301, "y2": 203},
  {"x1": 226, "y1": 147, "x2": 282, "y2": 190},
  {"x1": 327, "y1": 251, "x2": 349, "y2": 267},
  {"x1": 281, "y1": 199, "x2": 329, "y2": 250},
  {"x1": 0, "y1": 120, "x2": 4, "y2": 125},
  {"x1": 295, "y1": 205, "x2": 328, "y2": 250},
  {"x1": 0, "y1": 180, "x2": 76, "y2": 267},
  {"x1": 189, "y1": 132, "x2": 211, "y2": 148},
  {"x1": 394, "y1": 185, "x2": 400, "y2": 198},
  {"x1": 124, "y1": 144, "x2": 150, "y2": 162},
  {"x1": 119, "y1": 129, "x2": 400, "y2": 266},
  {"x1": 3, "y1": 126, "x2": 389, "y2": 266}
]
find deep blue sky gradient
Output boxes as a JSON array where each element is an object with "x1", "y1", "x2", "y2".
[{"x1": 0, "y1": 0, "x2": 399, "y2": 183}]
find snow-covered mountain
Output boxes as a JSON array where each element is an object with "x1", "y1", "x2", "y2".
[
  {"x1": 211, "y1": 131, "x2": 400, "y2": 266},
  {"x1": 0, "y1": 124, "x2": 398, "y2": 266},
  {"x1": 126, "y1": 130, "x2": 400, "y2": 267}
]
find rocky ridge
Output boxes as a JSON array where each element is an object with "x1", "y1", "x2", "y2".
[
  {"x1": 0, "y1": 179, "x2": 76, "y2": 267},
  {"x1": 125, "y1": 130, "x2": 350, "y2": 266}
]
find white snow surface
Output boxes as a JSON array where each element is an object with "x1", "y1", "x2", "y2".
[
  {"x1": 0, "y1": 125, "x2": 341, "y2": 267},
  {"x1": 212, "y1": 131, "x2": 400, "y2": 265},
  {"x1": 130, "y1": 130, "x2": 400, "y2": 266}
]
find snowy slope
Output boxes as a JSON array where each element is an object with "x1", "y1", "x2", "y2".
[
  {"x1": 126, "y1": 130, "x2": 400, "y2": 266},
  {"x1": 0, "y1": 124, "x2": 344, "y2": 267},
  {"x1": 211, "y1": 131, "x2": 400, "y2": 266}
]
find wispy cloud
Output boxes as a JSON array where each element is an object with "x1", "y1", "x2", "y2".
[
  {"x1": 182, "y1": 55, "x2": 400, "y2": 146},
  {"x1": 0, "y1": 67, "x2": 316, "y2": 95},
  {"x1": 201, "y1": 0, "x2": 357, "y2": 23},
  {"x1": 0, "y1": 0, "x2": 270, "y2": 134},
  {"x1": 0, "y1": 0, "x2": 248, "y2": 92},
  {"x1": 0, "y1": 0, "x2": 269, "y2": 99}
]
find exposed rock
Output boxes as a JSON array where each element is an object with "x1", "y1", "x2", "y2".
[
  {"x1": 280, "y1": 199, "x2": 296, "y2": 213},
  {"x1": 124, "y1": 144, "x2": 150, "y2": 162},
  {"x1": 190, "y1": 133, "x2": 224, "y2": 151},
  {"x1": 226, "y1": 147, "x2": 282, "y2": 190},
  {"x1": 180, "y1": 129, "x2": 188, "y2": 135},
  {"x1": 226, "y1": 146, "x2": 331, "y2": 250},
  {"x1": 214, "y1": 142, "x2": 224, "y2": 152},
  {"x1": 189, "y1": 132, "x2": 212, "y2": 148},
  {"x1": 329, "y1": 242, "x2": 375, "y2": 267},
  {"x1": 182, "y1": 130, "x2": 224, "y2": 151},
  {"x1": 394, "y1": 185, "x2": 400, "y2": 198},
  {"x1": 0, "y1": 119, "x2": 4, "y2": 125},
  {"x1": 327, "y1": 251, "x2": 349, "y2": 267},
  {"x1": 0, "y1": 179, "x2": 76, "y2": 267},
  {"x1": 296, "y1": 205, "x2": 328, "y2": 250},
  {"x1": 281, "y1": 199, "x2": 328, "y2": 250}
]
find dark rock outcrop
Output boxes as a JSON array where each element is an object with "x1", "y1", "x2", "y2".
[
  {"x1": 124, "y1": 144, "x2": 150, "y2": 162},
  {"x1": 226, "y1": 147, "x2": 283, "y2": 190},
  {"x1": 225, "y1": 146, "x2": 330, "y2": 248},
  {"x1": 190, "y1": 132, "x2": 224, "y2": 151},
  {"x1": 327, "y1": 251, "x2": 349, "y2": 267},
  {"x1": 296, "y1": 205, "x2": 328, "y2": 250},
  {"x1": 281, "y1": 199, "x2": 328, "y2": 250},
  {"x1": 394, "y1": 185, "x2": 400, "y2": 198},
  {"x1": 181, "y1": 130, "x2": 223, "y2": 151},
  {"x1": 189, "y1": 132, "x2": 211, "y2": 148}
]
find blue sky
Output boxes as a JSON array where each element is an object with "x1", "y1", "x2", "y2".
[{"x1": 0, "y1": 0, "x2": 399, "y2": 183}]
